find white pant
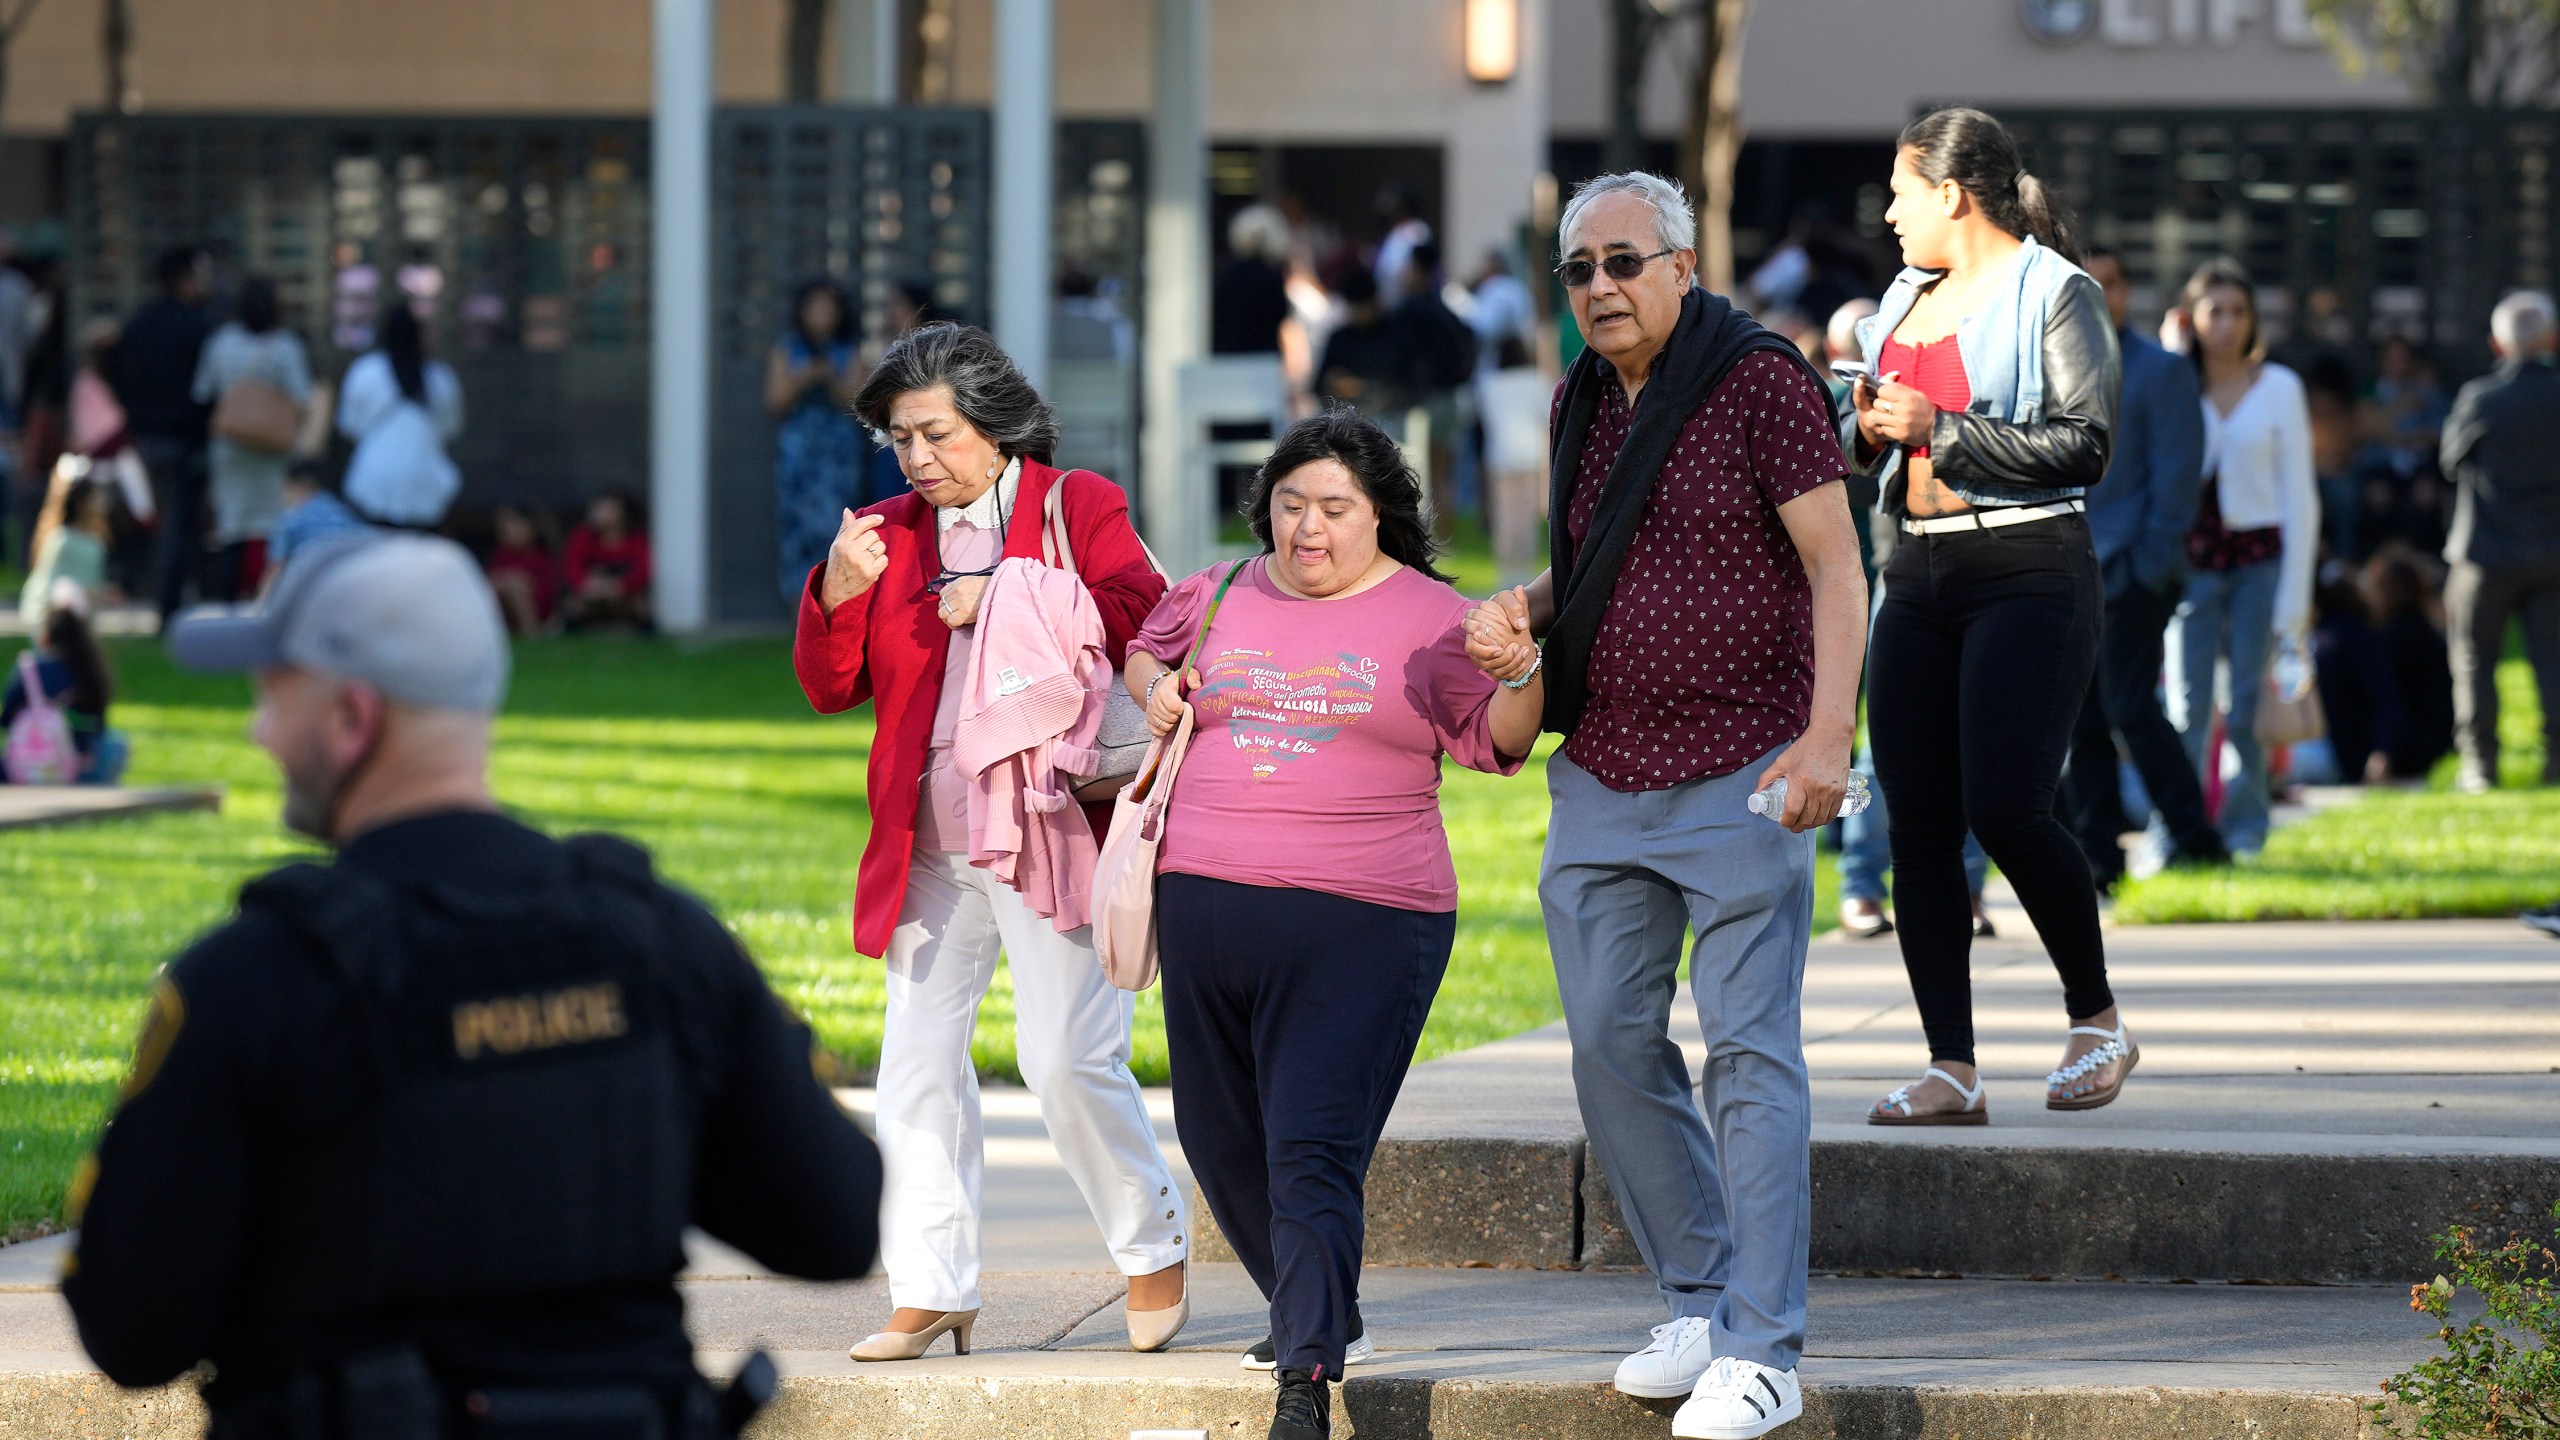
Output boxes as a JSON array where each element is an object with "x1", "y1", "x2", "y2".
[{"x1": 876, "y1": 851, "x2": 1188, "y2": 1311}]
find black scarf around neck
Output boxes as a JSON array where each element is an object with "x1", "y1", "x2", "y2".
[{"x1": 1541, "y1": 286, "x2": 1837, "y2": 737}]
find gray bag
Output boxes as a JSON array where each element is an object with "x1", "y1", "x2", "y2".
[{"x1": 1042, "y1": 472, "x2": 1167, "y2": 802}]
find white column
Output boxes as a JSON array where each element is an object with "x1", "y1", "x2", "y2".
[
  {"x1": 1142, "y1": 0, "x2": 1209, "y2": 574},
  {"x1": 992, "y1": 0, "x2": 1055, "y2": 390},
  {"x1": 652, "y1": 0, "x2": 714, "y2": 632},
  {"x1": 1447, "y1": 0, "x2": 1551, "y2": 271},
  {"x1": 833, "y1": 0, "x2": 900, "y2": 103}
]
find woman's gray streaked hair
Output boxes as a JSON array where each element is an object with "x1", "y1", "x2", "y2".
[
  {"x1": 852, "y1": 321, "x2": 1061, "y2": 461},
  {"x1": 1558, "y1": 172, "x2": 1698, "y2": 258}
]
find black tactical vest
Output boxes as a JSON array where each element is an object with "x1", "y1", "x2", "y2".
[{"x1": 230, "y1": 835, "x2": 695, "y2": 1330}]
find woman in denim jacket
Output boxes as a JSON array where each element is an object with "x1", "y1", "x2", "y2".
[{"x1": 1845, "y1": 108, "x2": 2135, "y2": 1127}]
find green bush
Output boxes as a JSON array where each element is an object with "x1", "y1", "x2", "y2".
[{"x1": 2375, "y1": 1200, "x2": 2560, "y2": 1439}]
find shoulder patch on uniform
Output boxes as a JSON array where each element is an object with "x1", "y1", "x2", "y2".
[
  {"x1": 119, "y1": 974, "x2": 186, "y2": 1103},
  {"x1": 62, "y1": 1153, "x2": 98, "y2": 1229}
]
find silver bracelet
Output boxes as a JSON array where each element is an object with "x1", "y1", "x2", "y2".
[
  {"x1": 1145, "y1": 671, "x2": 1170, "y2": 701},
  {"x1": 1501, "y1": 653, "x2": 1543, "y2": 690}
]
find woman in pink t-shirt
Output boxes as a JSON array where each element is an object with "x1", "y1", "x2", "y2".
[{"x1": 1124, "y1": 409, "x2": 1541, "y2": 1436}]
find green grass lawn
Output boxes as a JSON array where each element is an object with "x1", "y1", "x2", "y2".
[
  {"x1": 0, "y1": 630, "x2": 1838, "y2": 1239},
  {"x1": 2115, "y1": 657, "x2": 2553, "y2": 923}
]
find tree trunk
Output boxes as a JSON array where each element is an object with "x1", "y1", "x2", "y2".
[
  {"x1": 2435, "y1": 0, "x2": 2481, "y2": 105},
  {"x1": 786, "y1": 0, "x2": 828, "y2": 102},
  {"x1": 1676, "y1": 0, "x2": 1750, "y2": 296},
  {"x1": 102, "y1": 0, "x2": 130, "y2": 113},
  {"x1": 1607, "y1": 0, "x2": 1650, "y2": 174}
]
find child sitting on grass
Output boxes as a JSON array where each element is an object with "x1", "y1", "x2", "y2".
[
  {"x1": 19, "y1": 476, "x2": 117, "y2": 627},
  {"x1": 3, "y1": 593, "x2": 126, "y2": 785},
  {"x1": 563, "y1": 491, "x2": 653, "y2": 631},
  {"x1": 261, "y1": 462, "x2": 373, "y2": 592},
  {"x1": 486, "y1": 503, "x2": 561, "y2": 636}
]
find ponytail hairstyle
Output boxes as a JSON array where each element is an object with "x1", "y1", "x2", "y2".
[
  {"x1": 379, "y1": 302, "x2": 429, "y2": 405},
  {"x1": 2178, "y1": 257, "x2": 2265, "y2": 365},
  {"x1": 1897, "y1": 107, "x2": 2082, "y2": 263}
]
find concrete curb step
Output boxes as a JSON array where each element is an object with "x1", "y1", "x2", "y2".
[
  {"x1": 0, "y1": 1358, "x2": 2400, "y2": 1440},
  {"x1": 1197, "y1": 1133, "x2": 2560, "y2": 1281}
]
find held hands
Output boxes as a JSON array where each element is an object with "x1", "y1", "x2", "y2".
[
  {"x1": 1754, "y1": 729, "x2": 1854, "y2": 833},
  {"x1": 935, "y1": 575, "x2": 989, "y2": 630},
  {"x1": 821, "y1": 510, "x2": 889, "y2": 611},
  {"x1": 1465, "y1": 587, "x2": 1539, "y2": 685},
  {"x1": 1144, "y1": 667, "x2": 1202, "y2": 737},
  {"x1": 1853, "y1": 373, "x2": 1936, "y2": 450}
]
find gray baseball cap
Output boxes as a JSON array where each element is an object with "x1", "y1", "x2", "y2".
[{"x1": 168, "y1": 533, "x2": 511, "y2": 712}]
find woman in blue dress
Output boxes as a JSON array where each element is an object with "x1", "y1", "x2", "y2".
[{"x1": 768, "y1": 278, "x2": 870, "y2": 604}]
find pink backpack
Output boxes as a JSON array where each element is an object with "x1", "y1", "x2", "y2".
[{"x1": 5, "y1": 651, "x2": 80, "y2": 785}]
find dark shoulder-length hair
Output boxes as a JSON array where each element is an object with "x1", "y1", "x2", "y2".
[
  {"x1": 1244, "y1": 408, "x2": 1451, "y2": 582},
  {"x1": 1899, "y1": 107, "x2": 2083, "y2": 263},
  {"x1": 852, "y1": 321, "x2": 1060, "y2": 463},
  {"x1": 789, "y1": 276, "x2": 857, "y2": 348},
  {"x1": 2179, "y1": 256, "x2": 2265, "y2": 364}
]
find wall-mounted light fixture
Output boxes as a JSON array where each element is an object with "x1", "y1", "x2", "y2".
[{"x1": 1465, "y1": 0, "x2": 1520, "y2": 84}]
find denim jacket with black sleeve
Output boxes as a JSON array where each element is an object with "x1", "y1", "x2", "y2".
[{"x1": 1845, "y1": 235, "x2": 2121, "y2": 516}]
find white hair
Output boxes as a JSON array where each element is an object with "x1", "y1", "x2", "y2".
[
  {"x1": 1826, "y1": 298, "x2": 1879, "y2": 364},
  {"x1": 1558, "y1": 172, "x2": 1697, "y2": 259},
  {"x1": 2491, "y1": 289, "x2": 2557, "y2": 356},
  {"x1": 1227, "y1": 204, "x2": 1293, "y2": 264}
]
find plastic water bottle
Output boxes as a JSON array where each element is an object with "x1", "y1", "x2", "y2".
[
  {"x1": 2272, "y1": 639, "x2": 2312, "y2": 702},
  {"x1": 1748, "y1": 771, "x2": 1871, "y2": 821}
]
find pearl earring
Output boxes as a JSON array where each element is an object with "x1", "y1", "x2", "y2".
[{"x1": 986, "y1": 463, "x2": 997, "y2": 478}]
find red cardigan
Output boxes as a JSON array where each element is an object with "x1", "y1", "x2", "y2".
[{"x1": 792, "y1": 460, "x2": 1167, "y2": 958}]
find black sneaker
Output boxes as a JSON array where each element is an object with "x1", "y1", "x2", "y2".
[
  {"x1": 1243, "y1": 1310, "x2": 1369, "y2": 1370},
  {"x1": 1269, "y1": 1367, "x2": 1331, "y2": 1440},
  {"x1": 2523, "y1": 901, "x2": 2560, "y2": 940},
  {"x1": 2168, "y1": 835, "x2": 2234, "y2": 868}
]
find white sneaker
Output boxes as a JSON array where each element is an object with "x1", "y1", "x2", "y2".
[
  {"x1": 1613, "y1": 1315, "x2": 1714, "y2": 1398},
  {"x1": 1672, "y1": 1356, "x2": 1802, "y2": 1439}
]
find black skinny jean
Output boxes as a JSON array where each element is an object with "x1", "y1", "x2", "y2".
[{"x1": 1869, "y1": 512, "x2": 2111, "y2": 1066}]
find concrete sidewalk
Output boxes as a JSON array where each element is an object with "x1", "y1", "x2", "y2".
[
  {"x1": 3, "y1": 901, "x2": 2530, "y2": 1436},
  {"x1": 1312, "y1": 899, "x2": 2560, "y2": 1279},
  {"x1": 0, "y1": 786, "x2": 221, "y2": 831},
  {"x1": 0, "y1": 1260, "x2": 2432, "y2": 1438}
]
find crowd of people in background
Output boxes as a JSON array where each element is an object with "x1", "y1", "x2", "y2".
[
  {"x1": 1767, "y1": 236, "x2": 2550, "y2": 900},
  {"x1": 0, "y1": 238, "x2": 674, "y2": 786}
]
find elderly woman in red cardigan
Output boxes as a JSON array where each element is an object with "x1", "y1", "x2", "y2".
[{"x1": 793, "y1": 322, "x2": 1187, "y2": 1361}]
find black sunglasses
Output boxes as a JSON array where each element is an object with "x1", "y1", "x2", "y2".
[
  {"x1": 1555, "y1": 247, "x2": 1677, "y2": 289},
  {"x1": 923, "y1": 562, "x2": 1000, "y2": 598}
]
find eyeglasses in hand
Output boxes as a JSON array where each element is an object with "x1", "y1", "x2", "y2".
[{"x1": 1555, "y1": 247, "x2": 1678, "y2": 289}]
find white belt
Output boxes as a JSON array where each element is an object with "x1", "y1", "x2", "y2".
[{"x1": 1901, "y1": 499, "x2": 2085, "y2": 536}]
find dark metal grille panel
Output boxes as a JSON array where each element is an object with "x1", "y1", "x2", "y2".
[
  {"x1": 1995, "y1": 108, "x2": 2555, "y2": 376},
  {"x1": 69, "y1": 113, "x2": 652, "y2": 510},
  {"x1": 709, "y1": 105, "x2": 990, "y2": 623}
]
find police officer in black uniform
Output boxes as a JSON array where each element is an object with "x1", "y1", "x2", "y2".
[{"x1": 62, "y1": 533, "x2": 883, "y2": 1440}]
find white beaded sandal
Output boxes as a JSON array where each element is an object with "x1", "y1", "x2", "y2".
[
  {"x1": 2046, "y1": 1022, "x2": 2139, "y2": 1111},
  {"x1": 1867, "y1": 1067, "x2": 1988, "y2": 1127}
]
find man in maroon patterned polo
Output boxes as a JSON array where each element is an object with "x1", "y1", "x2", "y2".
[{"x1": 1465, "y1": 173, "x2": 1866, "y2": 1440}]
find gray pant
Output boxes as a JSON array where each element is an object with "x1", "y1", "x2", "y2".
[
  {"x1": 1541, "y1": 749, "x2": 1814, "y2": 1370},
  {"x1": 2446, "y1": 557, "x2": 2560, "y2": 786}
]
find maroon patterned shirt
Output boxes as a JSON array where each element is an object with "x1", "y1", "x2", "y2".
[{"x1": 1558, "y1": 351, "x2": 1845, "y2": 792}]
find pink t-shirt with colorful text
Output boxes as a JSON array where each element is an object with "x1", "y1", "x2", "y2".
[{"x1": 1129, "y1": 560, "x2": 1522, "y2": 914}]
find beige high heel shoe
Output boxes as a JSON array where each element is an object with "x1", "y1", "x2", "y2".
[
  {"x1": 1126, "y1": 1266, "x2": 1189, "y2": 1352},
  {"x1": 849, "y1": 1308, "x2": 978, "y2": 1361}
]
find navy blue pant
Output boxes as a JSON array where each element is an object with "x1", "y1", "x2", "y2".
[{"x1": 1157, "y1": 874, "x2": 1452, "y2": 1378}]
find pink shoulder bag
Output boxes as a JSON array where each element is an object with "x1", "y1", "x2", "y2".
[{"x1": 1090, "y1": 559, "x2": 1248, "y2": 991}]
